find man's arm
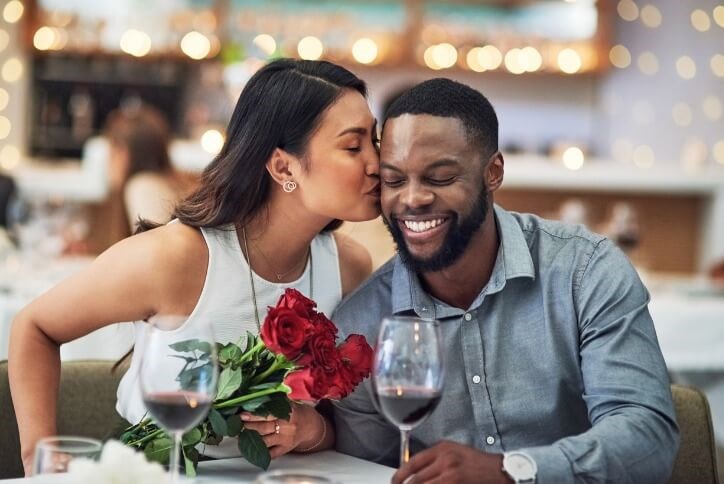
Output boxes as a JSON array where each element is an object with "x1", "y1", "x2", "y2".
[{"x1": 518, "y1": 239, "x2": 679, "y2": 484}]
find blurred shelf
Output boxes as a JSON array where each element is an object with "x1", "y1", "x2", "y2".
[{"x1": 503, "y1": 155, "x2": 724, "y2": 195}]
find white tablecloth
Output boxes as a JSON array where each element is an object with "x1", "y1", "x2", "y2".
[{"x1": 0, "y1": 451, "x2": 396, "y2": 483}]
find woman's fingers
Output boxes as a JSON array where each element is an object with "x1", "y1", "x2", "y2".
[
  {"x1": 240, "y1": 412, "x2": 275, "y2": 422},
  {"x1": 242, "y1": 419, "x2": 278, "y2": 435}
]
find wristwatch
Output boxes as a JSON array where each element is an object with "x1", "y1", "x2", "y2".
[{"x1": 502, "y1": 451, "x2": 537, "y2": 483}]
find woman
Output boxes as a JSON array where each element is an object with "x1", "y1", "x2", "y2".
[
  {"x1": 104, "y1": 105, "x2": 197, "y2": 233},
  {"x1": 9, "y1": 59, "x2": 380, "y2": 474}
]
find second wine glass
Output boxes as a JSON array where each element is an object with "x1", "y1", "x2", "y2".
[
  {"x1": 139, "y1": 315, "x2": 218, "y2": 483},
  {"x1": 373, "y1": 316, "x2": 444, "y2": 467}
]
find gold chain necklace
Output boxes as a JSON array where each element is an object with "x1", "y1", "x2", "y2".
[
  {"x1": 251, "y1": 239, "x2": 309, "y2": 281},
  {"x1": 242, "y1": 227, "x2": 313, "y2": 331}
]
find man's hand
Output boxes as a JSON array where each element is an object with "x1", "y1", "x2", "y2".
[{"x1": 392, "y1": 441, "x2": 512, "y2": 484}]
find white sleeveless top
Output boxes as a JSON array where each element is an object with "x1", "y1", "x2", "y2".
[{"x1": 116, "y1": 224, "x2": 342, "y2": 434}]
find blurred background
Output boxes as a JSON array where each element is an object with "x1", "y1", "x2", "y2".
[{"x1": 0, "y1": 0, "x2": 723, "y2": 472}]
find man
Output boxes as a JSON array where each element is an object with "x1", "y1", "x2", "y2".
[{"x1": 332, "y1": 79, "x2": 679, "y2": 483}]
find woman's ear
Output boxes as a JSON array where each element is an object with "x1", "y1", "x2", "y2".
[
  {"x1": 486, "y1": 151, "x2": 504, "y2": 193},
  {"x1": 266, "y1": 148, "x2": 299, "y2": 187}
]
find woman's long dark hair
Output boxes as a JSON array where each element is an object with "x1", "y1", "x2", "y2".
[{"x1": 138, "y1": 58, "x2": 367, "y2": 233}]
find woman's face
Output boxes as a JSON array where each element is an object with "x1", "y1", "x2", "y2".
[{"x1": 293, "y1": 89, "x2": 381, "y2": 222}]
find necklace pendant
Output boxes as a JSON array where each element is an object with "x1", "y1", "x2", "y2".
[{"x1": 276, "y1": 275, "x2": 283, "y2": 281}]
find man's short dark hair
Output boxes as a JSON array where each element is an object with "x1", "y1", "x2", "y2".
[{"x1": 384, "y1": 78, "x2": 499, "y2": 158}]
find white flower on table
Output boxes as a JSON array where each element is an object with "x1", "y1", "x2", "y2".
[{"x1": 67, "y1": 440, "x2": 169, "y2": 484}]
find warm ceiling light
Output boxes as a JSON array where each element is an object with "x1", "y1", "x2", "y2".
[
  {"x1": 617, "y1": 0, "x2": 639, "y2": 22},
  {"x1": 609, "y1": 44, "x2": 631, "y2": 68},
  {"x1": 702, "y1": 95, "x2": 722, "y2": 121},
  {"x1": 1, "y1": 57, "x2": 23, "y2": 83},
  {"x1": 0, "y1": 115, "x2": 10, "y2": 140},
  {"x1": 640, "y1": 5, "x2": 662, "y2": 28},
  {"x1": 676, "y1": 56, "x2": 696, "y2": 79},
  {"x1": 672, "y1": 102, "x2": 693, "y2": 127},
  {"x1": 520, "y1": 46, "x2": 542, "y2": 72},
  {"x1": 562, "y1": 147, "x2": 585, "y2": 170},
  {"x1": 201, "y1": 129, "x2": 224, "y2": 154},
  {"x1": 352, "y1": 38, "x2": 378, "y2": 65},
  {"x1": 557, "y1": 48, "x2": 582, "y2": 74},
  {"x1": 2, "y1": 1, "x2": 24, "y2": 24},
  {"x1": 297, "y1": 36, "x2": 323, "y2": 60},
  {"x1": 714, "y1": 140, "x2": 724, "y2": 164},
  {"x1": 714, "y1": 6, "x2": 724, "y2": 28},
  {"x1": 253, "y1": 34, "x2": 276, "y2": 56},
  {"x1": 0, "y1": 30, "x2": 9, "y2": 53},
  {"x1": 710, "y1": 54, "x2": 724, "y2": 77},
  {"x1": 637, "y1": 51, "x2": 659, "y2": 75},
  {"x1": 479, "y1": 45, "x2": 502, "y2": 70},
  {"x1": 633, "y1": 145, "x2": 655, "y2": 168},
  {"x1": 423, "y1": 45, "x2": 441, "y2": 70},
  {"x1": 0, "y1": 145, "x2": 20, "y2": 170},
  {"x1": 0, "y1": 88, "x2": 8, "y2": 111},
  {"x1": 33, "y1": 26, "x2": 56, "y2": 51},
  {"x1": 467, "y1": 47, "x2": 485, "y2": 72},
  {"x1": 181, "y1": 31, "x2": 211, "y2": 60},
  {"x1": 431, "y1": 43, "x2": 457, "y2": 69},
  {"x1": 120, "y1": 29, "x2": 152, "y2": 57},
  {"x1": 504, "y1": 48, "x2": 525, "y2": 74},
  {"x1": 691, "y1": 9, "x2": 711, "y2": 32}
]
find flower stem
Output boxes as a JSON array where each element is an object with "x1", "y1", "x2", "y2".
[
  {"x1": 238, "y1": 340, "x2": 265, "y2": 365},
  {"x1": 128, "y1": 428, "x2": 165, "y2": 446},
  {"x1": 213, "y1": 386, "x2": 286, "y2": 409},
  {"x1": 250, "y1": 357, "x2": 283, "y2": 386}
]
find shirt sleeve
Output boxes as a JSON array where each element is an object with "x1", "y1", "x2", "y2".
[{"x1": 519, "y1": 239, "x2": 680, "y2": 484}]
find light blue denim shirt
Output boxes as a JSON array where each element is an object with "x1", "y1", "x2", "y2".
[{"x1": 332, "y1": 205, "x2": 679, "y2": 484}]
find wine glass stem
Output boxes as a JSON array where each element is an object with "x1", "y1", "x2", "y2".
[
  {"x1": 170, "y1": 430, "x2": 183, "y2": 484},
  {"x1": 399, "y1": 428, "x2": 411, "y2": 466}
]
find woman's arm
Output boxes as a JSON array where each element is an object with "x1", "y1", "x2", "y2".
[{"x1": 9, "y1": 224, "x2": 207, "y2": 474}]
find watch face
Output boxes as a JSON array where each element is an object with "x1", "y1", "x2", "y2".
[{"x1": 503, "y1": 452, "x2": 536, "y2": 481}]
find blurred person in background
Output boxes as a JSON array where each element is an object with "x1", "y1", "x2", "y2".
[
  {"x1": 0, "y1": 173, "x2": 15, "y2": 229},
  {"x1": 9, "y1": 58, "x2": 381, "y2": 474},
  {"x1": 104, "y1": 105, "x2": 198, "y2": 234}
]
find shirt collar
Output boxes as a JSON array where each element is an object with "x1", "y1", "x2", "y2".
[{"x1": 391, "y1": 204, "x2": 535, "y2": 316}]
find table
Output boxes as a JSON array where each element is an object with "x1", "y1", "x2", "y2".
[{"x1": 0, "y1": 451, "x2": 396, "y2": 483}]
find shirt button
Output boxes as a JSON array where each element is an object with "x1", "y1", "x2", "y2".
[
  {"x1": 472, "y1": 375, "x2": 481, "y2": 384},
  {"x1": 464, "y1": 313, "x2": 472, "y2": 321},
  {"x1": 486, "y1": 436, "x2": 495, "y2": 445}
]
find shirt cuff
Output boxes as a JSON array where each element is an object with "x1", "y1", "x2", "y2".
[{"x1": 517, "y1": 445, "x2": 575, "y2": 484}]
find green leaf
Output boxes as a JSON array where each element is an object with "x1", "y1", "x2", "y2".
[
  {"x1": 237, "y1": 429, "x2": 271, "y2": 470},
  {"x1": 182, "y1": 446, "x2": 198, "y2": 478},
  {"x1": 169, "y1": 339, "x2": 212, "y2": 355},
  {"x1": 241, "y1": 395, "x2": 271, "y2": 412},
  {"x1": 216, "y1": 367, "x2": 243, "y2": 400},
  {"x1": 144, "y1": 436, "x2": 172, "y2": 465},
  {"x1": 226, "y1": 414, "x2": 242, "y2": 436},
  {"x1": 264, "y1": 395, "x2": 292, "y2": 420},
  {"x1": 220, "y1": 343, "x2": 243, "y2": 363},
  {"x1": 208, "y1": 408, "x2": 228, "y2": 436},
  {"x1": 182, "y1": 427, "x2": 203, "y2": 447}
]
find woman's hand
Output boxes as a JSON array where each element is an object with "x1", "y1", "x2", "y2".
[{"x1": 241, "y1": 403, "x2": 326, "y2": 458}]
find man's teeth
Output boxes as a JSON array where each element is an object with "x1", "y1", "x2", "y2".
[{"x1": 403, "y1": 219, "x2": 445, "y2": 233}]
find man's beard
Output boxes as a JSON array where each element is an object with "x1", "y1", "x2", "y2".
[{"x1": 384, "y1": 187, "x2": 490, "y2": 273}]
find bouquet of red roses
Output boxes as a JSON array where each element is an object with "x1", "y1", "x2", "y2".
[{"x1": 121, "y1": 289, "x2": 373, "y2": 475}]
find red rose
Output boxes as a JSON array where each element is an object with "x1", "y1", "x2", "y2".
[
  {"x1": 261, "y1": 307, "x2": 314, "y2": 361},
  {"x1": 312, "y1": 313, "x2": 338, "y2": 340},
  {"x1": 338, "y1": 334, "x2": 373, "y2": 384},
  {"x1": 284, "y1": 366, "x2": 329, "y2": 402},
  {"x1": 309, "y1": 334, "x2": 340, "y2": 372},
  {"x1": 323, "y1": 363, "x2": 356, "y2": 399},
  {"x1": 276, "y1": 288, "x2": 317, "y2": 319}
]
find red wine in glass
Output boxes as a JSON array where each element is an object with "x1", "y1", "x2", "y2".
[
  {"x1": 143, "y1": 391, "x2": 212, "y2": 431},
  {"x1": 377, "y1": 387, "x2": 441, "y2": 428}
]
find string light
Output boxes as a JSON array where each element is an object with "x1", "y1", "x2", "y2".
[
  {"x1": 609, "y1": 45, "x2": 631, "y2": 68},
  {"x1": 0, "y1": 30, "x2": 9, "y2": 53},
  {"x1": 253, "y1": 34, "x2": 276, "y2": 56},
  {"x1": 0, "y1": 116, "x2": 10, "y2": 140},
  {"x1": 34, "y1": 27, "x2": 56, "y2": 51},
  {"x1": 691, "y1": 9, "x2": 711, "y2": 32},
  {"x1": 702, "y1": 95, "x2": 723, "y2": 121},
  {"x1": 120, "y1": 30, "x2": 151, "y2": 57},
  {"x1": 640, "y1": 5, "x2": 662, "y2": 28},
  {"x1": 714, "y1": 141, "x2": 724, "y2": 164},
  {"x1": 431, "y1": 43, "x2": 457, "y2": 69},
  {"x1": 297, "y1": 36, "x2": 323, "y2": 60},
  {"x1": 0, "y1": 145, "x2": 20, "y2": 171},
  {"x1": 0, "y1": 88, "x2": 8, "y2": 112},
  {"x1": 2, "y1": 1, "x2": 24, "y2": 24},
  {"x1": 637, "y1": 51, "x2": 659, "y2": 75},
  {"x1": 633, "y1": 145, "x2": 655, "y2": 168},
  {"x1": 201, "y1": 129, "x2": 224, "y2": 154},
  {"x1": 352, "y1": 38, "x2": 378, "y2": 65},
  {"x1": 562, "y1": 147, "x2": 585, "y2": 170},
  {"x1": 714, "y1": 6, "x2": 724, "y2": 28},
  {"x1": 180, "y1": 31, "x2": 211, "y2": 60},
  {"x1": 557, "y1": 48, "x2": 582, "y2": 74},
  {"x1": 504, "y1": 48, "x2": 525, "y2": 74},
  {"x1": 1, "y1": 58, "x2": 23, "y2": 83},
  {"x1": 617, "y1": 0, "x2": 639, "y2": 22},
  {"x1": 710, "y1": 54, "x2": 724, "y2": 77},
  {"x1": 676, "y1": 56, "x2": 696, "y2": 80}
]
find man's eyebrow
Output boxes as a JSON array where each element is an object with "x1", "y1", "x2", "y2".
[
  {"x1": 426, "y1": 159, "x2": 461, "y2": 169},
  {"x1": 380, "y1": 163, "x2": 403, "y2": 172}
]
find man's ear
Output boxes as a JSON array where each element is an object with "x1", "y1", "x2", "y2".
[
  {"x1": 266, "y1": 148, "x2": 298, "y2": 187},
  {"x1": 486, "y1": 151, "x2": 504, "y2": 193}
]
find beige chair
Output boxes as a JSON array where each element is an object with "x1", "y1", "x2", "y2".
[
  {"x1": 669, "y1": 384, "x2": 720, "y2": 484},
  {"x1": 0, "y1": 360, "x2": 125, "y2": 478}
]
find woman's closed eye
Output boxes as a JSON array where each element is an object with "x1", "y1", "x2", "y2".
[{"x1": 382, "y1": 178, "x2": 404, "y2": 187}]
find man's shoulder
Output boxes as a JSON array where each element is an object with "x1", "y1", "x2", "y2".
[
  {"x1": 331, "y1": 257, "x2": 396, "y2": 337},
  {"x1": 507, "y1": 209, "x2": 606, "y2": 250}
]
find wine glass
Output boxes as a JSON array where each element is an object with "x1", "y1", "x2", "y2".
[
  {"x1": 139, "y1": 316, "x2": 218, "y2": 483},
  {"x1": 32, "y1": 436, "x2": 102, "y2": 475},
  {"x1": 373, "y1": 316, "x2": 444, "y2": 466}
]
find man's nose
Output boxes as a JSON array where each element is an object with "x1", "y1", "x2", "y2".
[{"x1": 400, "y1": 181, "x2": 434, "y2": 208}]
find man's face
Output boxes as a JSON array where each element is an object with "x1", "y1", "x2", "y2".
[{"x1": 380, "y1": 114, "x2": 491, "y2": 273}]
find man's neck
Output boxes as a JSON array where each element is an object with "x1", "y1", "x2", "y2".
[{"x1": 418, "y1": 211, "x2": 500, "y2": 310}]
